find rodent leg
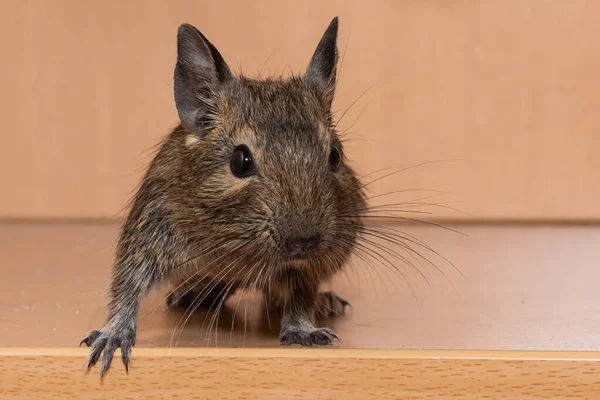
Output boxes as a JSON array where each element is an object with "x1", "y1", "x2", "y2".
[
  {"x1": 167, "y1": 276, "x2": 237, "y2": 311},
  {"x1": 80, "y1": 256, "x2": 157, "y2": 377},
  {"x1": 315, "y1": 291, "x2": 351, "y2": 321},
  {"x1": 274, "y1": 271, "x2": 340, "y2": 347}
]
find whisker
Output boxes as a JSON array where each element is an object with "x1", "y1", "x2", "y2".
[
  {"x1": 357, "y1": 215, "x2": 467, "y2": 237},
  {"x1": 339, "y1": 202, "x2": 468, "y2": 218},
  {"x1": 351, "y1": 241, "x2": 419, "y2": 301},
  {"x1": 332, "y1": 84, "x2": 375, "y2": 132},
  {"x1": 361, "y1": 228, "x2": 448, "y2": 285},
  {"x1": 258, "y1": 44, "x2": 279, "y2": 77},
  {"x1": 359, "y1": 159, "x2": 462, "y2": 191},
  {"x1": 337, "y1": 220, "x2": 465, "y2": 282},
  {"x1": 203, "y1": 252, "x2": 257, "y2": 345},
  {"x1": 333, "y1": 234, "x2": 417, "y2": 294},
  {"x1": 170, "y1": 245, "x2": 251, "y2": 348},
  {"x1": 161, "y1": 241, "x2": 247, "y2": 311},
  {"x1": 193, "y1": 252, "x2": 249, "y2": 345},
  {"x1": 204, "y1": 274, "x2": 244, "y2": 347},
  {"x1": 364, "y1": 224, "x2": 466, "y2": 280},
  {"x1": 340, "y1": 239, "x2": 394, "y2": 296},
  {"x1": 340, "y1": 209, "x2": 433, "y2": 217},
  {"x1": 357, "y1": 236, "x2": 431, "y2": 287},
  {"x1": 228, "y1": 241, "x2": 270, "y2": 345},
  {"x1": 228, "y1": 260, "x2": 262, "y2": 345},
  {"x1": 364, "y1": 188, "x2": 453, "y2": 202},
  {"x1": 335, "y1": 22, "x2": 352, "y2": 87},
  {"x1": 338, "y1": 131, "x2": 369, "y2": 143},
  {"x1": 365, "y1": 202, "x2": 470, "y2": 217},
  {"x1": 141, "y1": 241, "x2": 245, "y2": 321},
  {"x1": 339, "y1": 103, "x2": 369, "y2": 138}
]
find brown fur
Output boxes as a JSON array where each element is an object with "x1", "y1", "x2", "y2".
[{"x1": 81, "y1": 17, "x2": 366, "y2": 376}]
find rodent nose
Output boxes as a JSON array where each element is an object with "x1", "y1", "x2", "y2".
[{"x1": 285, "y1": 234, "x2": 321, "y2": 257}]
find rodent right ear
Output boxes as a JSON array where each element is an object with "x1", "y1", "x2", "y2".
[
  {"x1": 173, "y1": 23, "x2": 232, "y2": 137},
  {"x1": 304, "y1": 17, "x2": 339, "y2": 111}
]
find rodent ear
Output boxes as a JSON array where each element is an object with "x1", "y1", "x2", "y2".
[
  {"x1": 174, "y1": 23, "x2": 233, "y2": 137},
  {"x1": 304, "y1": 17, "x2": 339, "y2": 110}
]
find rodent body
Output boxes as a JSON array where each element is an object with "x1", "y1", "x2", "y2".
[{"x1": 81, "y1": 16, "x2": 366, "y2": 376}]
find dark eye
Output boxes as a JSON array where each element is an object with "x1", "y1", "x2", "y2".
[
  {"x1": 329, "y1": 145, "x2": 341, "y2": 170},
  {"x1": 230, "y1": 145, "x2": 255, "y2": 177}
]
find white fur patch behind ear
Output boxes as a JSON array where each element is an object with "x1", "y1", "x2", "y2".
[{"x1": 185, "y1": 133, "x2": 201, "y2": 147}]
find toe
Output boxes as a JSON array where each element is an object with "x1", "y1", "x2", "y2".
[
  {"x1": 86, "y1": 336, "x2": 107, "y2": 370},
  {"x1": 121, "y1": 343, "x2": 132, "y2": 373},
  {"x1": 299, "y1": 332, "x2": 313, "y2": 347},
  {"x1": 337, "y1": 296, "x2": 351, "y2": 313},
  {"x1": 310, "y1": 328, "x2": 339, "y2": 345},
  {"x1": 80, "y1": 330, "x2": 102, "y2": 347},
  {"x1": 279, "y1": 332, "x2": 294, "y2": 346},
  {"x1": 100, "y1": 337, "x2": 119, "y2": 377}
]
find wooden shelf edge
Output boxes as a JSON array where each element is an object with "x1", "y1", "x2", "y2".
[{"x1": 3, "y1": 348, "x2": 600, "y2": 399}]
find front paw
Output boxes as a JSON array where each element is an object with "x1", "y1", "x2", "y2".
[
  {"x1": 80, "y1": 325, "x2": 135, "y2": 377},
  {"x1": 280, "y1": 327, "x2": 339, "y2": 347},
  {"x1": 316, "y1": 291, "x2": 351, "y2": 320}
]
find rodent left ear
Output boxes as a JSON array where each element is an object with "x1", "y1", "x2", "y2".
[
  {"x1": 174, "y1": 23, "x2": 233, "y2": 137},
  {"x1": 304, "y1": 17, "x2": 339, "y2": 109}
]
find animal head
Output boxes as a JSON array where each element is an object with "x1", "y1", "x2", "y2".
[{"x1": 169, "y1": 17, "x2": 365, "y2": 273}]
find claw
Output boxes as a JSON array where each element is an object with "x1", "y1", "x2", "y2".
[
  {"x1": 280, "y1": 327, "x2": 339, "y2": 346},
  {"x1": 100, "y1": 337, "x2": 118, "y2": 377},
  {"x1": 122, "y1": 346, "x2": 131, "y2": 374},
  {"x1": 337, "y1": 296, "x2": 352, "y2": 314},
  {"x1": 86, "y1": 336, "x2": 106, "y2": 371},
  {"x1": 81, "y1": 326, "x2": 136, "y2": 376},
  {"x1": 80, "y1": 330, "x2": 102, "y2": 347}
]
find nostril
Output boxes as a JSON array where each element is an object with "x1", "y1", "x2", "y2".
[{"x1": 285, "y1": 234, "x2": 321, "y2": 256}]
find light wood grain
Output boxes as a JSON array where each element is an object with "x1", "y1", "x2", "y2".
[
  {"x1": 2, "y1": 348, "x2": 600, "y2": 399},
  {"x1": 1, "y1": 1, "x2": 600, "y2": 220}
]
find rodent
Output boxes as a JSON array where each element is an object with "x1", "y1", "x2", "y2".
[{"x1": 81, "y1": 16, "x2": 366, "y2": 376}]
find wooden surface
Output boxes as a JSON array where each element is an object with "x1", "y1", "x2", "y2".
[
  {"x1": 2, "y1": 348, "x2": 600, "y2": 399},
  {"x1": 2, "y1": 1, "x2": 600, "y2": 221},
  {"x1": 2, "y1": 222, "x2": 600, "y2": 397},
  {"x1": 2, "y1": 221, "x2": 600, "y2": 351}
]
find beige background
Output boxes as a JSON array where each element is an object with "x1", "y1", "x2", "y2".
[{"x1": 1, "y1": 0, "x2": 599, "y2": 221}]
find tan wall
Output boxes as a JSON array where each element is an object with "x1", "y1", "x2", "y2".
[{"x1": 1, "y1": 0, "x2": 599, "y2": 221}]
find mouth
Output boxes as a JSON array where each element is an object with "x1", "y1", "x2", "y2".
[{"x1": 283, "y1": 254, "x2": 315, "y2": 266}]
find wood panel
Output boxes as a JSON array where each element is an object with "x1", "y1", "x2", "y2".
[
  {"x1": 2, "y1": 348, "x2": 600, "y2": 399},
  {"x1": 1, "y1": 1, "x2": 600, "y2": 220}
]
